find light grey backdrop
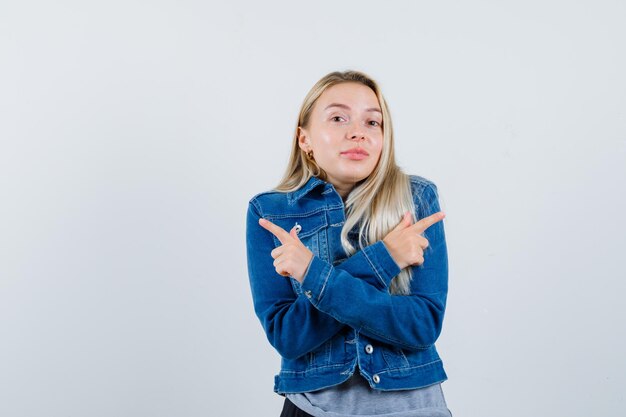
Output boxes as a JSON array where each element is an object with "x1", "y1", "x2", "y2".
[{"x1": 1, "y1": 1, "x2": 624, "y2": 416}]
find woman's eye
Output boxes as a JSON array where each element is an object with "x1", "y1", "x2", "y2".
[
  {"x1": 369, "y1": 120, "x2": 381, "y2": 127},
  {"x1": 331, "y1": 116, "x2": 344, "y2": 122}
]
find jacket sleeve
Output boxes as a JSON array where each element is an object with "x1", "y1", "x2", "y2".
[
  {"x1": 247, "y1": 197, "x2": 408, "y2": 360},
  {"x1": 331, "y1": 240, "x2": 402, "y2": 291},
  {"x1": 246, "y1": 199, "x2": 346, "y2": 360},
  {"x1": 299, "y1": 182, "x2": 449, "y2": 351}
]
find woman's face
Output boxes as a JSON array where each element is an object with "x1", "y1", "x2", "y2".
[{"x1": 298, "y1": 82, "x2": 384, "y2": 198}]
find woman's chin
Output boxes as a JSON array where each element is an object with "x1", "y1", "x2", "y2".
[{"x1": 337, "y1": 172, "x2": 371, "y2": 184}]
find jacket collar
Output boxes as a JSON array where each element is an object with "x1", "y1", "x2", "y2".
[{"x1": 289, "y1": 176, "x2": 330, "y2": 204}]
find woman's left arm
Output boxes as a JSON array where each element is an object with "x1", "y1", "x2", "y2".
[{"x1": 299, "y1": 183, "x2": 448, "y2": 351}]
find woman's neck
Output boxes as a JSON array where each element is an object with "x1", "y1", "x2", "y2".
[{"x1": 332, "y1": 183, "x2": 353, "y2": 201}]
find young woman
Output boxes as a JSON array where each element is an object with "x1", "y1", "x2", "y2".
[{"x1": 246, "y1": 70, "x2": 452, "y2": 417}]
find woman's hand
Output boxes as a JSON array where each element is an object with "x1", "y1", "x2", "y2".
[
  {"x1": 258, "y1": 218, "x2": 314, "y2": 284},
  {"x1": 382, "y1": 211, "x2": 446, "y2": 270}
]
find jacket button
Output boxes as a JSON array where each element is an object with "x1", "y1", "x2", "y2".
[
  {"x1": 365, "y1": 344, "x2": 374, "y2": 354},
  {"x1": 304, "y1": 290, "x2": 312, "y2": 299},
  {"x1": 372, "y1": 374, "x2": 380, "y2": 384}
]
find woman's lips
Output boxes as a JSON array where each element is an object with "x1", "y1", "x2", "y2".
[
  {"x1": 340, "y1": 151, "x2": 368, "y2": 160},
  {"x1": 341, "y1": 148, "x2": 369, "y2": 161}
]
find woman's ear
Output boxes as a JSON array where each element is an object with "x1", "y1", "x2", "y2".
[{"x1": 297, "y1": 126, "x2": 310, "y2": 152}]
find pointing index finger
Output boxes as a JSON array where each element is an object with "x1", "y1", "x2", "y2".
[
  {"x1": 412, "y1": 211, "x2": 445, "y2": 233},
  {"x1": 259, "y1": 218, "x2": 292, "y2": 245}
]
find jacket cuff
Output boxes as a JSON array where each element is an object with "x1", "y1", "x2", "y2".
[
  {"x1": 300, "y1": 255, "x2": 332, "y2": 304},
  {"x1": 362, "y1": 241, "x2": 402, "y2": 288},
  {"x1": 300, "y1": 240, "x2": 401, "y2": 303}
]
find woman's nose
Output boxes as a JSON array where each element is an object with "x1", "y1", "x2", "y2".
[
  {"x1": 347, "y1": 124, "x2": 366, "y2": 141},
  {"x1": 350, "y1": 133, "x2": 365, "y2": 140}
]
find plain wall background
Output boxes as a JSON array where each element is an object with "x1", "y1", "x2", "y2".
[{"x1": 1, "y1": 1, "x2": 625, "y2": 416}]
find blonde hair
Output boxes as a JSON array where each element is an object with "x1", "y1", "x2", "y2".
[{"x1": 275, "y1": 70, "x2": 416, "y2": 295}]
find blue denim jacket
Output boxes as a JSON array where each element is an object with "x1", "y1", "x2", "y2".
[{"x1": 246, "y1": 174, "x2": 449, "y2": 394}]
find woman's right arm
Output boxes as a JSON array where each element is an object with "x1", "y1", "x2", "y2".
[{"x1": 246, "y1": 201, "x2": 345, "y2": 360}]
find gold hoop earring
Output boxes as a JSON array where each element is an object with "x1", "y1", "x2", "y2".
[{"x1": 305, "y1": 149, "x2": 321, "y2": 176}]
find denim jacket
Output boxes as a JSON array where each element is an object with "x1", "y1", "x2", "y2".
[{"x1": 245, "y1": 174, "x2": 449, "y2": 394}]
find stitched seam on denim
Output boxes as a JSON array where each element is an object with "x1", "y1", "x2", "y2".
[
  {"x1": 279, "y1": 359, "x2": 441, "y2": 376},
  {"x1": 249, "y1": 189, "x2": 283, "y2": 202},
  {"x1": 321, "y1": 222, "x2": 330, "y2": 263},
  {"x1": 375, "y1": 359, "x2": 442, "y2": 374},
  {"x1": 250, "y1": 198, "x2": 264, "y2": 218},
  {"x1": 266, "y1": 206, "x2": 328, "y2": 219},
  {"x1": 398, "y1": 349, "x2": 409, "y2": 364},
  {"x1": 272, "y1": 232, "x2": 319, "y2": 248},
  {"x1": 259, "y1": 205, "x2": 343, "y2": 219},
  {"x1": 326, "y1": 203, "x2": 344, "y2": 210},
  {"x1": 279, "y1": 363, "x2": 345, "y2": 374},
  {"x1": 362, "y1": 246, "x2": 387, "y2": 288},
  {"x1": 381, "y1": 348, "x2": 410, "y2": 368},
  {"x1": 279, "y1": 231, "x2": 318, "y2": 243},
  {"x1": 354, "y1": 330, "x2": 361, "y2": 369},
  {"x1": 306, "y1": 361, "x2": 342, "y2": 372},
  {"x1": 360, "y1": 322, "x2": 432, "y2": 350},
  {"x1": 296, "y1": 229, "x2": 320, "y2": 239},
  {"x1": 325, "y1": 339, "x2": 331, "y2": 363},
  {"x1": 278, "y1": 356, "x2": 358, "y2": 380},
  {"x1": 316, "y1": 264, "x2": 332, "y2": 302},
  {"x1": 264, "y1": 210, "x2": 328, "y2": 241},
  {"x1": 292, "y1": 181, "x2": 325, "y2": 202}
]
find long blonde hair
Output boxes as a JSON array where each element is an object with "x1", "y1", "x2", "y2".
[{"x1": 275, "y1": 70, "x2": 416, "y2": 295}]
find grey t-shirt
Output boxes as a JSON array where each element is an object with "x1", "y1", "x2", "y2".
[{"x1": 285, "y1": 372, "x2": 452, "y2": 417}]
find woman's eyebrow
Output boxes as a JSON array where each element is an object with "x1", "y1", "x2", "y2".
[{"x1": 324, "y1": 103, "x2": 382, "y2": 114}]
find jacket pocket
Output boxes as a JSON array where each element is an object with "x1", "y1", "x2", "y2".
[
  {"x1": 308, "y1": 340, "x2": 332, "y2": 368},
  {"x1": 268, "y1": 211, "x2": 327, "y2": 253},
  {"x1": 382, "y1": 346, "x2": 411, "y2": 369},
  {"x1": 267, "y1": 212, "x2": 329, "y2": 295}
]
